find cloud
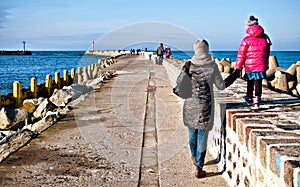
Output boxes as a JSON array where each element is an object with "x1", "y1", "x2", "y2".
[{"x1": 0, "y1": 9, "x2": 10, "y2": 29}]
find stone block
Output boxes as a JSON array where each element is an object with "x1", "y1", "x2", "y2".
[
  {"x1": 267, "y1": 68, "x2": 276, "y2": 78},
  {"x1": 269, "y1": 56, "x2": 279, "y2": 70},
  {"x1": 285, "y1": 64, "x2": 297, "y2": 76},
  {"x1": 237, "y1": 119, "x2": 270, "y2": 145},
  {"x1": 269, "y1": 145, "x2": 300, "y2": 177},
  {"x1": 275, "y1": 74, "x2": 288, "y2": 92},
  {"x1": 250, "y1": 130, "x2": 295, "y2": 156},
  {"x1": 220, "y1": 58, "x2": 231, "y2": 67},
  {"x1": 292, "y1": 89, "x2": 299, "y2": 96},
  {"x1": 288, "y1": 81, "x2": 296, "y2": 90},
  {"x1": 259, "y1": 138, "x2": 300, "y2": 168},
  {"x1": 283, "y1": 160, "x2": 300, "y2": 187},
  {"x1": 296, "y1": 66, "x2": 300, "y2": 83},
  {"x1": 276, "y1": 67, "x2": 287, "y2": 73},
  {"x1": 297, "y1": 84, "x2": 300, "y2": 96},
  {"x1": 231, "y1": 113, "x2": 277, "y2": 132}
]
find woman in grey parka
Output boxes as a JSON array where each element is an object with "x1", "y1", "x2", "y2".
[{"x1": 182, "y1": 39, "x2": 225, "y2": 178}]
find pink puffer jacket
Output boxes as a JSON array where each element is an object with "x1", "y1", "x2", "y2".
[{"x1": 235, "y1": 25, "x2": 271, "y2": 72}]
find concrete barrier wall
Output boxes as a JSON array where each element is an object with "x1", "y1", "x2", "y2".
[{"x1": 161, "y1": 57, "x2": 300, "y2": 187}]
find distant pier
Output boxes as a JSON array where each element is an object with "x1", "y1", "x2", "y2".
[{"x1": 0, "y1": 50, "x2": 32, "y2": 55}]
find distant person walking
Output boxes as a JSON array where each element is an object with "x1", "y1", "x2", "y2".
[
  {"x1": 235, "y1": 15, "x2": 272, "y2": 109},
  {"x1": 156, "y1": 43, "x2": 164, "y2": 65},
  {"x1": 177, "y1": 39, "x2": 225, "y2": 178}
]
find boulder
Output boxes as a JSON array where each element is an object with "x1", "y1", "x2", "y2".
[
  {"x1": 65, "y1": 84, "x2": 93, "y2": 97},
  {"x1": 28, "y1": 112, "x2": 58, "y2": 133},
  {"x1": 49, "y1": 84, "x2": 93, "y2": 107},
  {"x1": 50, "y1": 88, "x2": 74, "y2": 107},
  {"x1": 33, "y1": 98, "x2": 56, "y2": 119},
  {"x1": 0, "y1": 108, "x2": 30, "y2": 130},
  {"x1": 21, "y1": 102, "x2": 36, "y2": 114},
  {"x1": 23, "y1": 97, "x2": 44, "y2": 106},
  {"x1": 86, "y1": 77, "x2": 104, "y2": 87},
  {"x1": 0, "y1": 129, "x2": 37, "y2": 163}
]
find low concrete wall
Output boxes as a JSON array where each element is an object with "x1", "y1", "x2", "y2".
[{"x1": 161, "y1": 57, "x2": 300, "y2": 187}]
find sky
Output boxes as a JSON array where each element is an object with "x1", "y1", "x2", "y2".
[{"x1": 0, "y1": 0, "x2": 299, "y2": 51}]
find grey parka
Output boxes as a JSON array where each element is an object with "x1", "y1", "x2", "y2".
[{"x1": 182, "y1": 39, "x2": 225, "y2": 130}]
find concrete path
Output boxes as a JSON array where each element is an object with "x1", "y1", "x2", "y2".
[{"x1": 0, "y1": 55, "x2": 229, "y2": 186}]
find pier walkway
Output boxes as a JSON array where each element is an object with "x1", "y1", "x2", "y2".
[
  {"x1": 1, "y1": 53, "x2": 300, "y2": 187},
  {"x1": 0, "y1": 55, "x2": 229, "y2": 186}
]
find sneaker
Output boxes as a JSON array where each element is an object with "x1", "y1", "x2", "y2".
[
  {"x1": 251, "y1": 103, "x2": 259, "y2": 110},
  {"x1": 243, "y1": 96, "x2": 253, "y2": 106},
  {"x1": 251, "y1": 96, "x2": 260, "y2": 110}
]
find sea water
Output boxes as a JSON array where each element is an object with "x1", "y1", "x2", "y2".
[{"x1": 0, "y1": 51, "x2": 105, "y2": 95}]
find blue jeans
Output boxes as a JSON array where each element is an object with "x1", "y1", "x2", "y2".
[{"x1": 188, "y1": 127, "x2": 208, "y2": 169}]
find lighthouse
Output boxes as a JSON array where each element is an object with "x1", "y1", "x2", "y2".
[
  {"x1": 92, "y1": 41, "x2": 95, "y2": 52},
  {"x1": 22, "y1": 41, "x2": 26, "y2": 52}
]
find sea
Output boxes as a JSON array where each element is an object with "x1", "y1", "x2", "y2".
[{"x1": 0, "y1": 50, "x2": 300, "y2": 95}]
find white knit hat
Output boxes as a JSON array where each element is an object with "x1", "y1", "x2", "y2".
[{"x1": 245, "y1": 15, "x2": 258, "y2": 26}]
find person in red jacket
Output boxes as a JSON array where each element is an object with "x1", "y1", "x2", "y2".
[{"x1": 235, "y1": 15, "x2": 272, "y2": 109}]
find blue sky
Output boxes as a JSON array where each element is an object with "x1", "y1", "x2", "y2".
[{"x1": 0, "y1": 0, "x2": 299, "y2": 51}]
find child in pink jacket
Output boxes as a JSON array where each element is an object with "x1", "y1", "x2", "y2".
[{"x1": 235, "y1": 15, "x2": 272, "y2": 109}]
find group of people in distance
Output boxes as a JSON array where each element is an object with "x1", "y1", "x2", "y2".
[
  {"x1": 171, "y1": 15, "x2": 271, "y2": 178},
  {"x1": 156, "y1": 42, "x2": 172, "y2": 65}
]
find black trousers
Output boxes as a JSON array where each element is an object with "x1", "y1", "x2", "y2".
[{"x1": 246, "y1": 79, "x2": 262, "y2": 97}]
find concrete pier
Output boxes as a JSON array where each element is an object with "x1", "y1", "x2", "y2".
[{"x1": 0, "y1": 54, "x2": 299, "y2": 186}]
